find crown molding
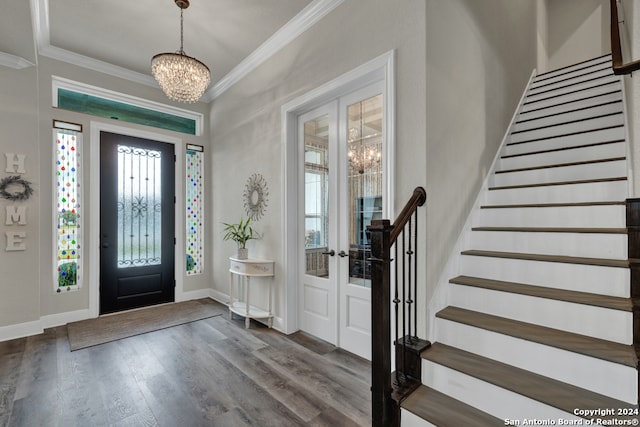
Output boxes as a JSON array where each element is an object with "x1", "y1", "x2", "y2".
[
  {"x1": 40, "y1": 44, "x2": 158, "y2": 87},
  {"x1": 0, "y1": 52, "x2": 35, "y2": 69},
  {"x1": 32, "y1": 0, "x2": 344, "y2": 103},
  {"x1": 203, "y1": 0, "x2": 346, "y2": 102}
]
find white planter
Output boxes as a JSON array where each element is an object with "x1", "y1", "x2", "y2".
[{"x1": 237, "y1": 247, "x2": 248, "y2": 260}]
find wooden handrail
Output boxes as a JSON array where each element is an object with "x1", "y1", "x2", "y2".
[
  {"x1": 389, "y1": 187, "x2": 427, "y2": 243},
  {"x1": 610, "y1": 0, "x2": 640, "y2": 75}
]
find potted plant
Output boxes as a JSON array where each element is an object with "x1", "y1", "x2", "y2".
[{"x1": 222, "y1": 217, "x2": 259, "y2": 259}]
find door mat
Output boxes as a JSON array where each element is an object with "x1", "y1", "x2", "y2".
[{"x1": 67, "y1": 298, "x2": 226, "y2": 351}]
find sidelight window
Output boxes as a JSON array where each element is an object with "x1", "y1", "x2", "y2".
[
  {"x1": 54, "y1": 120, "x2": 83, "y2": 291},
  {"x1": 186, "y1": 144, "x2": 204, "y2": 275}
]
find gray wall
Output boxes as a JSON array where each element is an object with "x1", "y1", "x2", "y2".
[
  {"x1": 0, "y1": 55, "x2": 211, "y2": 331},
  {"x1": 538, "y1": 0, "x2": 610, "y2": 73},
  {"x1": 210, "y1": 0, "x2": 538, "y2": 336},
  {"x1": 0, "y1": 65, "x2": 40, "y2": 327},
  {"x1": 424, "y1": 0, "x2": 538, "y2": 333}
]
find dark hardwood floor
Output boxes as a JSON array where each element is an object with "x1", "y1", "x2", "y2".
[{"x1": 0, "y1": 305, "x2": 371, "y2": 427}]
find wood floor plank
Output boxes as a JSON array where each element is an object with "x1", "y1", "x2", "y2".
[
  {"x1": 1, "y1": 300, "x2": 371, "y2": 427},
  {"x1": 252, "y1": 329, "x2": 371, "y2": 426}
]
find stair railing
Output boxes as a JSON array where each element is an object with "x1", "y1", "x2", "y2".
[
  {"x1": 369, "y1": 186, "x2": 430, "y2": 427},
  {"x1": 610, "y1": 0, "x2": 640, "y2": 75}
]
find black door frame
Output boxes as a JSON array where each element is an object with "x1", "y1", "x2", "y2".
[
  {"x1": 90, "y1": 124, "x2": 183, "y2": 316},
  {"x1": 99, "y1": 131, "x2": 176, "y2": 314}
]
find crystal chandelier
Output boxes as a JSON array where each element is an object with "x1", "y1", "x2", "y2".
[
  {"x1": 348, "y1": 141, "x2": 381, "y2": 174},
  {"x1": 151, "y1": 0, "x2": 211, "y2": 103},
  {"x1": 347, "y1": 100, "x2": 381, "y2": 174}
]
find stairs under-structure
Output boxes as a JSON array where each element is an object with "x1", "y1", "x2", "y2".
[{"x1": 401, "y1": 55, "x2": 639, "y2": 426}]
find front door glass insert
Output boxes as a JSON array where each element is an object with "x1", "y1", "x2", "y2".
[{"x1": 117, "y1": 144, "x2": 163, "y2": 268}]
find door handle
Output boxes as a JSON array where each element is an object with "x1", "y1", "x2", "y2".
[
  {"x1": 338, "y1": 250, "x2": 349, "y2": 258},
  {"x1": 322, "y1": 249, "x2": 335, "y2": 256}
]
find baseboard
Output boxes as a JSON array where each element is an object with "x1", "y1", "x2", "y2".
[
  {"x1": 41, "y1": 309, "x2": 92, "y2": 329},
  {"x1": 209, "y1": 288, "x2": 230, "y2": 305},
  {"x1": 177, "y1": 288, "x2": 215, "y2": 302},
  {"x1": 0, "y1": 318, "x2": 43, "y2": 342}
]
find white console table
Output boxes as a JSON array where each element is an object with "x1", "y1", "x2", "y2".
[{"x1": 228, "y1": 257, "x2": 274, "y2": 328}]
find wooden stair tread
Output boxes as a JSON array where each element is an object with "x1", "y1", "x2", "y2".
[
  {"x1": 501, "y1": 139, "x2": 625, "y2": 159},
  {"x1": 437, "y1": 306, "x2": 636, "y2": 367},
  {"x1": 421, "y1": 343, "x2": 638, "y2": 418},
  {"x1": 507, "y1": 124, "x2": 624, "y2": 146},
  {"x1": 522, "y1": 91, "x2": 621, "y2": 115},
  {"x1": 450, "y1": 275, "x2": 632, "y2": 312},
  {"x1": 511, "y1": 112, "x2": 623, "y2": 135},
  {"x1": 515, "y1": 100, "x2": 622, "y2": 125},
  {"x1": 495, "y1": 157, "x2": 625, "y2": 174},
  {"x1": 489, "y1": 176, "x2": 626, "y2": 191},
  {"x1": 524, "y1": 80, "x2": 619, "y2": 106},
  {"x1": 526, "y1": 75, "x2": 619, "y2": 98},
  {"x1": 472, "y1": 226, "x2": 626, "y2": 234},
  {"x1": 534, "y1": 54, "x2": 610, "y2": 80},
  {"x1": 531, "y1": 69, "x2": 614, "y2": 93},
  {"x1": 482, "y1": 201, "x2": 625, "y2": 208},
  {"x1": 481, "y1": 201, "x2": 625, "y2": 209},
  {"x1": 401, "y1": 385, "x2": 503, "y2": 427},
  {"x1": 461, "y1": 249, "x2": 629, "y2": 268}
]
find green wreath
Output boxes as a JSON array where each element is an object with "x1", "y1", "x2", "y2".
[{"x1": 0, "y1": 175, "x2": 34, "y2": 201}]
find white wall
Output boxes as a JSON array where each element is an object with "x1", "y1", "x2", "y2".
[
  {"x1": 210, "y1": 0, "x2": 427, "y2": 331},
  {"x1": 424, "y1": 0, "x2": 538, "y2": 336},
  {"x1": 539, "y1": 0, "x2": 610, "y2": 73}
]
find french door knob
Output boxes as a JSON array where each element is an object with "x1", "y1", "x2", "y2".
[
  {"x1": 322, "y1": 249, "x2": 335, "y2": 256},
  {"x1": 338, "y1": 250, "x2": 349, "y2": 258}
]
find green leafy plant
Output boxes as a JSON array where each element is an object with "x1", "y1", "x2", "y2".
[
  {"x1": 222, "y1": 217, "x2": 259, "y2": 249},
  {"x1": 58, "y1": 262, "x2": 77, "y2": 287}
]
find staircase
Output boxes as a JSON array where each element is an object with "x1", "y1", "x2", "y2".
[{"x1": 401, "y1": 55, "x2": 639, "y2": 426}]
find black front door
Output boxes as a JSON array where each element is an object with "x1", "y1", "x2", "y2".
[{"x1": 100, "y1": 131, "x2": 175, "y2": 314}]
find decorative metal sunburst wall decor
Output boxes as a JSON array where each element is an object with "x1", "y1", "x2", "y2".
[{"x1": 243, "y1": 173, "x2": 269, "y2": 221}]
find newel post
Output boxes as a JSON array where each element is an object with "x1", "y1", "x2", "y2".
[{"x1": 369, "y1": 219, "x2": 394, "y2": 427}]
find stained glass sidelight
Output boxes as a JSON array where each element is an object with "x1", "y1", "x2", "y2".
[
  {"x1": 55, "y1": 123, "x2": 82, "y2": 291},
  {"x1": 186, "y1": 145, "x2": 204, "y2": 275},
  {"x1": 117, "y1": 145, "x2": 162, "y2": 267}
]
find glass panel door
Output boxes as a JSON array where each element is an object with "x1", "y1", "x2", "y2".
[
  {"x1": 298, "y1": 103, "x2": 338, "y2": 345},
  {"x1": 338, "y1": 84, "x2": 384, "y2": 361},
  {"x1": 347, "y1": 94, "x2": 383, "y2": 288}
]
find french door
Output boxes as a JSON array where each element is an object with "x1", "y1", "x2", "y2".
[
  {"x1": 99, "y1": 131, "x2": 175, "y2": 314},
  {"x1": 299, "y1": 83, "x2": 384, "y2": 360}
]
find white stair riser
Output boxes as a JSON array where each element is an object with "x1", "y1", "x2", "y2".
[
  {"x1": 512, "y1": 102, "x2": 622, "y2": 133},
  {"x1": 492, "y1": 160, "x2": 626, "y2": 187},
  {"x1": 469, "y1": 231, "x2": 627, "y2": 259},
  {"x1": 435, "y1": 318, "x2": 637, "y2": 403},
  {"x1": 400, "y1": 409, "x2": 436, "y2": 427},
  {"x1": 498, "y1": 142, "x2": 626, "y2": 171},
  {"x1": 449, "y1": 284, "x2": 632, "y2": 343},
  {"x1": 459, "y1": 255, "x2": 629, "y2": 297},
  {"x1": 529, "y1": 68, "x2": 614, "y2": 94},
  {"x1": 518, "y1": 91, "x2": 622, "y2": 121},
  {"x1": 522, "y1": 82, "x2": 621, "y2": 112},
  {"x1": 532, "y1": 57, "x2": 611, "y2": 84},
  {"x1": 504, "y1": 127, "x2": 625, "y2": 156},
  {"x1": 525, "y1": 75, "x2": 620, "y2": 103},
  {"x1": 485, "y1": 181, "x2": 628, "y2": 205},
  {"x1": 475, "y1": 205, "x2": 625, "y2": 228},
  {"x1": 422, "y1": 361, "x2": 582, "y2": 422},
  {"x1": 509, "y1": 114, "x2": 623, "y2": 144}
]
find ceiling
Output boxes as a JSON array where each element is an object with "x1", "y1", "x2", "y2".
[{"x1": 0, "y1": 0, "x2": 344, "y2": 102}]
